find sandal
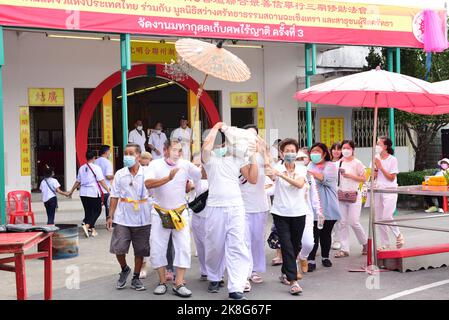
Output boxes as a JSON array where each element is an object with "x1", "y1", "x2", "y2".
[
  {"x1": 244, "y1": 280, "x2": 251, "y2": 292},
  {"x1": 289, "y1": 281, "x2": 302, "y2": 295},
  {"x1": 396, "y1": 234, "x2": 405, "y2": 249},
  {"x1": 250, "y1": 272, "x2": 263, "y2": 284},
  {"x1": 362, "y1": 244, "x2": 368, "y2": 255},
  {"x1": 334, "y1": 250, "x2": 349, "y2": 258},
  {"x1": 279, "y1": 274, "x2": 290, "y2": 285},
  {"x1": 272, "y1": 257, "x2": 282, "y2": 266},
  {"x1": 153, "y1": 283, "x2": 167, "y2": 295}
]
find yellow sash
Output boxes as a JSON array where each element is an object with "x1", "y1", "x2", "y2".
[
  {"x1": 120, "y1": 197, "x2": 148, "y2": 211},
  {"x1": 153, "y1": 204, "x2": 187, "y2": 231}
]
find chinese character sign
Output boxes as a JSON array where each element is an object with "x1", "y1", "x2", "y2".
[
  {"x1": 320, "y1": 117, "x2": 344, "y2": 148},
  {"x1": 19, "y1": 107, "x2": 31, "y2": 176},
  {"x1": 230, "y1": 92, "x2": 258, "y2": 108},
  {"x1": 28, "y1": 88, "x2": 64, "y2": 107},
  {"x1": 102, "y1": 91, "x2": 114, "y2": 166},
  {"x1": 131, "y1": 42, "x2": 177, "y2": 64}
]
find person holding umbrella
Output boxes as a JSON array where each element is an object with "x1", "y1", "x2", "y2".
[{"x1": 373, "y1": 136, "x2": 405, "y2": 250}]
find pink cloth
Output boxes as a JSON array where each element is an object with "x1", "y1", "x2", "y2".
[{"x1": 423, "y1": 9, "x2": 448, "y2": 53}]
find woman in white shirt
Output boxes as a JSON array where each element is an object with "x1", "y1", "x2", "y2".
[
  {"x1": 374, "y1": 136, "x2": 404, "y2": 250},
  {"x1": 69, "y1": 150, "x2": 110, "y2": 238},
  {"x1": 268, "y1": 138, "x2": 308, "y2": 296},
  {"x1": 335, "y1": 140, "x2": 368, "y2": 258}
]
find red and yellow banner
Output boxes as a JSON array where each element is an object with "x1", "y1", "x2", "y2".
[
  {"x1": 19, "y1": 106, "x2": 31, "y2": 176},
  {"x1": 320, "y1": 117, "x2": 344, "y2": 148},
  {"x1": 102, "y1": 90, "x2": 114, "y2": 166},
  {"x1": 0, "y1": 1, "x2": 444, "y2": 48}
]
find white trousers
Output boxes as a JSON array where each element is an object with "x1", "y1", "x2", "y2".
[
  {"x1": 150, "y1": 209, "x2": 191, "y2": 269},
  {"x1": 205, "y1": 206, "x2": 250, "y2": 293},
  {"x1": 299, "y1": 222, "x2": 314, "y2": 261},
  {"x1": 245, "y1": 211, "x2": 268, "y2": 276},
  {"x1": 191, "y1": 214, "x2": 207, "y2": 276},
  {"x1": 332, "y1": 222, "x2": 341, "y2": 242},
  {"x1": 374, "y1": 193, "x2": 400, "y2": 247},
  {"x1": 339, "y1": 197, "x2": 368, "y2": 253}
]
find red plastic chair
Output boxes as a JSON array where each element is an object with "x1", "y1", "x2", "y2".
[{"x1": 7, "y1": 191, "x2": 35, "y2": 225}]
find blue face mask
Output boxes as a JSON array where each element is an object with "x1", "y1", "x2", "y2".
[
  {"x1": 123, "y1": 155, "x2": 136, "y2": 168},
  {"x1": 214, "y1": 147, "x2": 227, "y2": 157},
  {"x1": 310, "y1": 153, "x2": 322, "y2": 164},
  {"x1": 283, "y1": 153, "x2": 297, "y2": 164}
]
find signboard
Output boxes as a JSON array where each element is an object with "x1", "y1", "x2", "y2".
[
  {"x1": 0, "y1": 1, "x2": 443, "y2": 48},
  {"x1": 19, "y1": 106, "x2": 31, "y2": 176},
  {"x1": 131, "y1": 42, "x2": 177, "y2": 64},
  {"x1": 257, "y1": 107, "x2": 265, "y2": 129},
  {"x1": 28, "y1": 88, "x2": 64, "y2": 107},
  {"x1": 320, "y1": 117, "x2": 344, "y2": 147},
  {"x1": 230, "y1": 92, "x2": 258, "y2": 108},
  {"x1": 102, "y1": 91, "x2": 114, "y2": 165}
]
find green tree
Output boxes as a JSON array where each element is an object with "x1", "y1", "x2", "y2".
[{"x1": 364, "y1": 47, "x2": 449, "y2": 171}]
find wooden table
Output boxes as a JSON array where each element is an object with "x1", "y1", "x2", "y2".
[{"x1": 0, "y1": 232, "x2": 53, "y2": 300}]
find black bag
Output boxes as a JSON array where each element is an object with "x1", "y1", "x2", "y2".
[
  {"x1": 267, "y1": 230, "x2": 281, "y2": 250},
  {"x1": 188, "y1": 190, "x2": 209, "y2": 213}
]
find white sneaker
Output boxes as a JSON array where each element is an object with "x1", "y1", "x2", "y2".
[
  {"x1": 438, "y1": 208, "x2": 445, "y2": 213},
  {"x1": 331, "y1": 241, "x2": 341, "y2": 250},
  {"x1": 81, "y1": 224, "x2": 89, "y2": 238}
]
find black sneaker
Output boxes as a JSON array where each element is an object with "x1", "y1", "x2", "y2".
[
  {"x1": 229, "y1": 292, "x2": 247, "y2": 300},
  {"x1": 116, "y1": 266, "x2": 131, "y2": 289},
  {"x1": 208, "y1": 281, "x2": 220, "y2": 293},
  {"x1": 131, "y1": 277, "x2": 146, "y2": 291},
  {"x1": 307, "y1": 263, "x2": 316, "y2": 272},
  {"x1": 322, "y1": 259, "x2": 333, "y2": 267}
]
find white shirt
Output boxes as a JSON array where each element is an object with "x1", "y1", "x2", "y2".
[
  {"x1": 338, "y1": 158, "x2": 366, "y2": 192},
  {"x1": 95, "y1": 156, "x2": 114, "y2": 189},
  {"x1": 128, "y1": 129, "x2": 147, "y2": 153},
  {"x1": 194, "y1": 179, "x2": 209, "y2": 218},
  {"x1": 145, "y1": 158, "x2": 201, "y2": 210},
  {"x1": 203, "y1": 154, "x2": 248, "y2": 207},
  {"x1": 271, "y1": 162, "x2": 310, "y2": 217},
  {"x1": 171, "y1": 127, "x2": 192, "y2": 159},
  {"x1": 240, "y1": 154, "x2": 269, "y2": 213},
  {"x1": 374, "y1": 154, "x2": 399, "y2": 188},
  {"x1": 40, "y1": 178, "x2": 60, "y2": 203},
  {"x1": 148, "y1": 131, "x2": 167, "y2": 160},
  {"x1": 76, "y1": 163, "x2": 105, "y2": 197},
  {"x1": 110, "y1": 166, "x2": 151, "y2": 227}
]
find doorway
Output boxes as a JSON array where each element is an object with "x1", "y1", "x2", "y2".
[
  {"x1": 231, "y1": 108, "x2": 255, "y2": 128},
  {"x1": 30, "y1": 107, "x2": 65, "y2": 191}
]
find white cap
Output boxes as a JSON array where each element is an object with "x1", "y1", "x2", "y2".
[
  {"x1": 296, "y1": 150, "x2": 309, "y2": 159},
  {"x1": 438, "y1": 158, "x2": 449, "y2": 166}
]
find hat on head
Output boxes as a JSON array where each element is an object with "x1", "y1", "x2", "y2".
[
  {"x1": 180, "y1": 115, "x2": 188, "y2": 121},
  {"x1": 296, "y1": 150, "x2": 309, "y2": 159},
  {"x1": 438, "y1": 158, "x2": 449, "y2": 166}
]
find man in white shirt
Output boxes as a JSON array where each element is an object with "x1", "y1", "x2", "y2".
[
  {"x1": 95, "y1": 145, "x2": 114, "y2": 218},
  {"x1": 202, "y1": 122, "x2": 258, "y2": 301},
  {"x1": 107, "y1": 143, "x2": 151, "y2": 292},
  {"x1": 128, "y1": 120, "x2": 147, "y2": 153},
  {"x1": 240, "y1": 124, "x2": 270, "y2": 289},
  {"x1": 171, "y1": 116, "x2": 192, "y2": 161},
  {"x1": 145, "y1": 140, "x2": 201, "y2": 298},
  {"x1": 148, "y1": 122, "x2": 167, "y2": 160}
]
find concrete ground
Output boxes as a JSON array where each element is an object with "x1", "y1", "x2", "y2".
[{"x1": 1, "y1": 195, "x2": 449, "y2": 300}]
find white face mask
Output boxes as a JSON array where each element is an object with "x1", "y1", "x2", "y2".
[
  {"x1": 342, "y1": 149, "x2": 353, "y2": 158},
  {"x1": 295, "y1": 160, "x2": 306, "y2": 167},
  {"x1": 375, "y1": 145, "x2": 383, "y2": 155},
  {"x1": 155, "y1": 129, "x2": 162, "y2": 134},
  {"x1": 137, "y1": 126, "x2": 143, "y2": 131}
]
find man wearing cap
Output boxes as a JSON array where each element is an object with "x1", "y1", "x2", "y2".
[
  {"x1": 424, "y1": 158, "x2": 449, "y2": 213},
  {"x1": 171, "y1": 116, "x2": 192, "y2": 161}
]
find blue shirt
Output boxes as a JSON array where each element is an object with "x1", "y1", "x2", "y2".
[{"x1": 308, "y1": 161, "x2": 340, "y2": 221}]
